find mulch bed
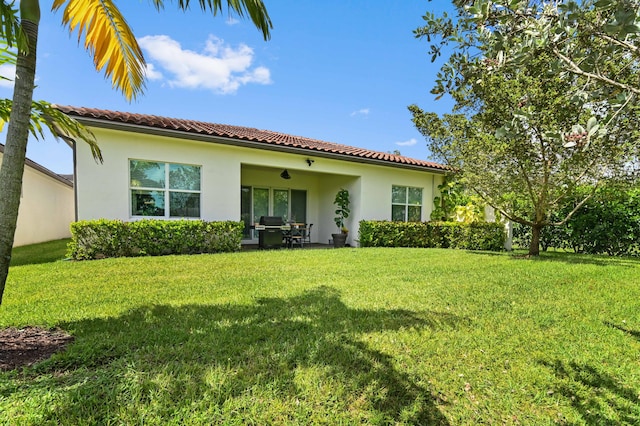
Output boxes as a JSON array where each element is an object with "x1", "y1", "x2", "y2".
[{"x1": 0, "y1": 327, "x2": 74, "y2": 371}]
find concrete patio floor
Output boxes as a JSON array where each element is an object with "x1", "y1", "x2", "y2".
[{"x1": 241, "y1": 243, "x2": 335, "y2": 251}]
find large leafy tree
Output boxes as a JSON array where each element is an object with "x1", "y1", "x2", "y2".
[
  {"x1": 412, "y1": 0, "x2": 640, "y2": 256},
  {"x1": 410, "y1": 49, "x2": 636, "y2": 256},
  {"x1": 0, "y1": 0, "x2": 272, "y2": 305}
]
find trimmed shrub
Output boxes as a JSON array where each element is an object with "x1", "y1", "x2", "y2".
[
  {"x1": 358, "y1": 220, "x2": 505, "y2": 251},
  {"x1": 68, "y1": 219, "x2": 244, "y2": 260}
]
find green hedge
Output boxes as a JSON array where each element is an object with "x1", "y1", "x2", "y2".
[
  {"x1": 358, "y1": 220, "x2": 505, "y2": 251},
  {"x1": 68, "y1": 219, "x2": 244, "y2": 260},
  {"x1": 511, "y1": 186, "x2": 640, "y2": 256}
]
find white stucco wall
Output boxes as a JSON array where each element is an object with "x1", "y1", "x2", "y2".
[
  {"x1": 0, "y1": 151, "x2": 75, "y2": 247},
  {"x1": 75, "y1": 127, "x2": 445, "y2": 246},
  {"x1": 76, "y1": 129, "x2": 242, "y2": 222}
]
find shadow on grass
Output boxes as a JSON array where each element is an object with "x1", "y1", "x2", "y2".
[
  {"x1": 7, "y1": 286, "x2": 462, "y2": 424},
  {"x1": 9, "y1": 239, "x2": 70, "y2": 267},
  {"x1": 605, "y1": 321, "x2": 640, "y2": 342},
  {"x1": 467, "y1": 250, "x2": 640, "y2": 268},
  {"x1": 540, "y1": 359, "x2": 640, "y2": 425}
]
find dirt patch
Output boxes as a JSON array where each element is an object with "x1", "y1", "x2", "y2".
[{"x1": 0, "y1": 327, "x2": 74, "y2": 371}]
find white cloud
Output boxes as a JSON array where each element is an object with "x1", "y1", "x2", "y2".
[
  {"x1": 226, "y1": 17, "x2": 239, "y2": 26},
  {"x1": 395, "y1": 138, "x2": 417, "y2": 147},
  {"x1": 0, "y1": 64, "x2": 15, "y2": 89},
  {"x1": 144, "y1": 63, "x2": 163, "y2": 81},
  {"x1": 138, "y1": 35, "x2": 272, "y2": 94},
  {"x1": 350, "y1": 108, "x2": 370, "y2": 117}
]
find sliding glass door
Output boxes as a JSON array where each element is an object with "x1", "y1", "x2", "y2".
[
  {"x1": 240, "y1": 186, "x2": 307, "y2": 240},
  {"x1": 290, "y1": 190, "x2": 307, "y2": 224},
  {"x1": 253, "y1": 188, "x2": 270, "y2": 225},
  {"x1": 273, "y1": 189, "x2": 289, "y2": 220}
]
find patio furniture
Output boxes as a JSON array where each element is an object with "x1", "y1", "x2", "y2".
[
  {"x1": 287, "y1": 223, "x2": 306, "y2": 248},
  {"x1": 303, "y1": 224, "x2": 313, "y2": 245}
]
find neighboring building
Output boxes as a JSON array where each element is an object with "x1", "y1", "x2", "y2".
[
  {"x1": 59, "y1": 106, "x2": 447, "y2": 246},
  {"x1": 0, "y1": 143, "x2": 75, "y2": 247}
]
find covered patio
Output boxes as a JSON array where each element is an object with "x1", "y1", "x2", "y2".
[{"x1": 240, "y1": 163, "x2": 359, "y2": 247}]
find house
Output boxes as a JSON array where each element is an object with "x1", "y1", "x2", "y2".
[
  {"x1": 58, "y1": 106, "x2": 447, "y2": 246},
  {"x1": 0, "y1": 143, "x2": 75, "y2": 247}
]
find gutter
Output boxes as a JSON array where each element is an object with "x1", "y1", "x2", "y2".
[{"x1": 70, "y1": 116, "x2": 448, "y2": 174}]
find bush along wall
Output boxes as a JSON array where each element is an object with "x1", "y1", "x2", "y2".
[
  {"x1": 511, "y1": 186, "x2": 640, "y2": 256},
  {"x1": 358, "y1": 220, "x2": 505, "y2": 251},
  {"x1": 68, "y1": 219, "x2": 244, "y2": 260}
]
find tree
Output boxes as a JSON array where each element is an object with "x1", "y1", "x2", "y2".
[
  {"x1": 510, "y1": 182, "x2": 640, "y2": 255},
  {"x1": 420, "y1": 0, "x2": 640, "y2": 135},
  {"x1": 410, "y1": 50, "x2": 636, "y2": 255},
  {"x1": 0, "y1": 0, "x2": 272, "y2": 305},
  {"x1": 413, "y1": 0, "x2": 640, "y2": 256}
]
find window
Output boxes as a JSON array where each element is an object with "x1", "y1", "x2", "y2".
[
  {"x1": 392, "y1": 185, "x2": 422, "y2": 222},
  {"x1": 130, "y1": 160, "x2": 201, "y2": 218}
]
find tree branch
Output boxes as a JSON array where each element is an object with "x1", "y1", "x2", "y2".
[
  {"x1": 594, "y1": 32, "x2": 638, "y2": 55},
  {"x1": 552, "y1": 47, "x2": 640, "y2": 95},
  {"x1": 550, "y1": 184, "x2": 599, "y2": 227}
]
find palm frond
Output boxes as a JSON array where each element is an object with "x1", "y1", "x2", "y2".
[
  {"x1": 159, "y1": 0, "x2": 272, "y2": 40},
  {"x1": 150, "y1": 0, "x2": 164, "y2": 11},
  {"x1": 0, "y1": 1, "x2": 27, "y2": 51},
  {"x1": 0, "y1": 41, "x2": 17, "y2": 64},
  {"x1": 52, "y1": 0, "x2": 145, "y2": 101},
  {"x1": 39, "y1": 103, "x2": 103, "y2": 163},
  {"x1": 0, "y1": 99, "x2": 103, "y2": 163},
  {"x1": 0, "y1": 40, "x2": 17, "y2": 84}
]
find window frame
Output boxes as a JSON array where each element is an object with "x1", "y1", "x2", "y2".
[
  {"x1": 391, "y1": 185, "x2": 423, "y2": 222},
  {"x1": 129, "y1": 159, "x2": 202, "y2": 219}
]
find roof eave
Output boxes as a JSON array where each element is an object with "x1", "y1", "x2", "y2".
[
  {"x1": 0, "y1": 143, "x2": 73, "y2": 187},
  {"x1": 71, "y1": 117, "x2": 448, "y2": 174}
]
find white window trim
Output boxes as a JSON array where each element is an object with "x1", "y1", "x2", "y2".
[
  {"x1": 129, "y1": 159, "x2": 202, "y2": 219},
  {"x1": 392, "y1": 185, "x2": 423, "y2": 222}
]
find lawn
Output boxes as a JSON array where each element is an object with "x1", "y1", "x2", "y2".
[
  {"x1": 9, "y1": 238, "x2": 70, "y2": 267},
  {"x1": 1, "y1": 243, "x2": 639, "y2": 424}
]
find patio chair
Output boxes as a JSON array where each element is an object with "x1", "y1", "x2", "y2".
[
  {"x1": 303, "y1": 224, "x2": 313, "y2": 245},
  {"x1": 288, "y1": 224, "x2": 305, "y2": 248}
]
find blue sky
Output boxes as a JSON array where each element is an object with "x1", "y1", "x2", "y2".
[{"x1": 2, "y1": 1, "x2": 455, "y2": 174}]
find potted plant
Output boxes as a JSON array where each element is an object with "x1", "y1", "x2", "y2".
[{"x1": 332, "y1": 188, "x2": 350, "y2": 248}]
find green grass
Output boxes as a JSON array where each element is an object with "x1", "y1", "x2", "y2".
[
  {"x1": 1, "y1": 243, "x2": 639, "y2": 424},
  {"x1": 10, "y1": 238, "x2": 70, "y2": 266}
]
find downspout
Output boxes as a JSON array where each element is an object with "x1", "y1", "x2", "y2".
[
  {"x1": 72, "y1": 140, "x2": 78, "y2": 221},
  {"x1": 431, "y1": 174, "x2": 435, "y2": 221}
]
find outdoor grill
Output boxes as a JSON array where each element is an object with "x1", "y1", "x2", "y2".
[{"x1": 258, "y1": 216, "x2": 285, "y2": 249}]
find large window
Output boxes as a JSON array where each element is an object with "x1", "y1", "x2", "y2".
[
  {"x1": 392, "y1": 185, "x2": 423, "y2": 222},
  {"x1": 130, "y1": 160, "x2": 201, "y2": 218}
]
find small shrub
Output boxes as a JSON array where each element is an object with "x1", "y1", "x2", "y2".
[
  {"x1": 359, "y1": 220, "x2": 505, "y2": 251},
  {"x1": 68, "y1": 219, "x2": 243, "y2": 260}
]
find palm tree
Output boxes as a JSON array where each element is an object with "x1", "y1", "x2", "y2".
[{"x1": 0, "y1": 0, "x2": 272, "y2": 305}]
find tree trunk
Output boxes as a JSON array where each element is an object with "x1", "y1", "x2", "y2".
[
  {"x1": 529, "y1": 224, "x2": 542, "y2": 256},
  {"x1": 0, "y1": 1, "x2": 40, "y2": 306}
]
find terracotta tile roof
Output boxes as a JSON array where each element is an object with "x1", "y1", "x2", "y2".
[
  {"x1": 0, "y1": 143, "x2": 73, "y2": 187},
  {"x1": 55, "y1": 105, "x2": 448, "y2": 172}
]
